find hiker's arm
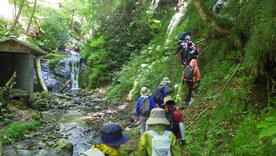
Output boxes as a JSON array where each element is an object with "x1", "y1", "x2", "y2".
[
  {"x1": 137, "y1": 134, "x2": 148, "y2": 156},
  {"x1": 164, "y1": 86, "x2": 172, "y2": 94},
  {"x1": 175, "y1": 110, "x2": 185, "y2": 141},
  {"x1": 136, "y1": 98, "x2": 141, "y2": 116},
  {"x1": 169, "y1": 133, "x2": 182, "y2": 156},
  {"x1": 196, "y1": 67, "x2": 201, "y2": 81},
  {"x1": 179, "y1": 122, "x2": 185, "y2": 141}
]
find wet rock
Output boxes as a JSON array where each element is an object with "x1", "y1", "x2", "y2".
[
  {"x1": 31, "y1": 99, "x2": 48, "y2": 109},
  {"x1": 37, "y1": 141, "x2": 47, "y2": 149},
  {"x1": 54, "y1": 141, "x2": 73, "y2": 156},
  {"x1": 47, "y1": 141, "x2": 55, "y2": 146}
]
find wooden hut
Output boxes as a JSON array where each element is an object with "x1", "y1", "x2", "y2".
[{"x1": 0, "y1": 37, "x2": 48, "y2": 97}]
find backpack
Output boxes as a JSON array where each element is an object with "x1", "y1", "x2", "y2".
[
  {"x1": 139, "y1": 97, "x2": 152, "y2": 116},
  {"x1": 152, "y1": 85, "x2": 165, "y2": 101},
  {"x1": 187, "y1": 49, "x2": 198, "y2": 60},
  {"x1": 148, "y1": 130, "x2": 172, "y2": 156},
  {"x1": 80, "y1": 148, "x2": 105, "y2": 156},
  {"x1": 184, "y1": 66, "x2": 195, "y2": 80},
  {"x1": 165, "y1": 108, "x2": 180, "y2": 136}
]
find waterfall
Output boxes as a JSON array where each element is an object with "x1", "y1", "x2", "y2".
[
  {"x1": 165, "y1": 1, "x2": 188, "y2": 45},
  {"x1": 65, "y1": 56, "x2": 81, "y2": 90}
]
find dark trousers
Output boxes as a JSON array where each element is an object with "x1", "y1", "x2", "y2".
[{"x1": 185, "y1": 81, "x2": 194, "y2": 102}]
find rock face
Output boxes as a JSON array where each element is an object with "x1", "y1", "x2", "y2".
[{"x1": 34, "y1": 55, "x2": 88, "y2": 93}]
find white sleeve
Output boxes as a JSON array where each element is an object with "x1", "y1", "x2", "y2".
[{"x1": 178, "y1": 122, "x2": 185, "y2": 140}]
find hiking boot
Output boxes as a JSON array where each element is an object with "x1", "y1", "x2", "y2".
[
  {"x1": 192, "y1": 90, "x2": 196, "y2": 97},
  {"x1": 189, "y1": 98, "x2": 194, "y2": 105},
  {"x1": 183, "y1": 101, "x2": 189, "y2": 105}
]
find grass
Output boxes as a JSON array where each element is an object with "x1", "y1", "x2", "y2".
[{"x1": 0, "y1": 120, "x2": 40, "y2": 145}]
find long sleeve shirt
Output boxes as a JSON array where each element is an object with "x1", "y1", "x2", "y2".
[
  {"x1": 138, "y1": 125, "x2": 181, "y2": 156},
  {"x1": 136, "y1": 96, "x2": 156, "y2": 117}
]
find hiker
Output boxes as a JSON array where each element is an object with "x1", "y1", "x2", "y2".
[
  {"x1": 138, "y1": 108, "x2": 181, "y2": 156},
  {"x1": 182, "y1": 59, "x2": 201, "y2": 105},
  {"x1": 81, "y1": 123, "x2": 129, "y2": 156},
  {"x1": 153, "y1": 77, "x2": 174, "y2": 108},
  {"x1": 136, "y1": 87, "x2": 156, "y2": 134},
  {"x1": 163, "y1": 96, "x2": 186, "y2": 146},
  {"x1": 177, "y1": 32, "x2": 197, "y2": 67},
  {"x1": 210, "y1": 0, "x2": 228, "y2": 14},
  {"x1": 181, "y1": 40, "x2": 198, "y2": 67},
  {"x1": 177, "y1": 31, "x2": 193, "y2": 54}
]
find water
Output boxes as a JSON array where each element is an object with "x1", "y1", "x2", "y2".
[
  {"x1": 165, "y1": 0, "x2": 188, "y2": 45},
  {"x1": 64, "y1": 56, "x2": 81, "y2": 90}
]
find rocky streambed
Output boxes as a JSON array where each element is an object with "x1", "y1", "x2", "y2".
[{"x1": 3, "y1": 90, "x2": 135, "y2": 156}]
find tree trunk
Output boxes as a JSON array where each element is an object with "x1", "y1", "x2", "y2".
[
  {"x1": 192, "y1": 0, "x2": 230, "y2": 34},
  {"x1": 192, "y1": 0, "x2": 242, "y2": 48},
  {"x1": 35, "y1": 56, "x2": 48, "y2": 92},
  {"x1": 8, "y1": 0, "x2": 26, "y2": 35},
  {"x1": 26, "y1": 0, "x2": 37, "y2": 34}
]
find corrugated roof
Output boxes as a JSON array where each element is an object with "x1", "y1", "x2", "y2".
[{"x1": 0, "y1": 37, "x2": 48, "y2": 55}]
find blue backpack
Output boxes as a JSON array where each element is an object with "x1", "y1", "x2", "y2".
[
  {"x1": 152, "y1": 85, "x2": 165, "y2": 101},
  {"x1": 139, "y1": 97, "x2": 152, "y2": 116}
]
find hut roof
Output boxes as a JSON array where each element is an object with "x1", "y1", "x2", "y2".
[{"x1": 0, "y1": 37, "x2": 47, "y2": 55}]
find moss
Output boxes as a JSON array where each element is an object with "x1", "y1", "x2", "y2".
[
  {"x1": 0, "y1": 121, "x2": 41, "y2": 145},
  {"x1": 45, "y1": 53, "x2": 67, "y2": 70}
]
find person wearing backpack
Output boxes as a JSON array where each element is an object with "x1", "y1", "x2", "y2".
[
  {"x1": 80, "y1": 123, "x2": 129, "y2": 156},
  {"x1": 182, "y1": 59, "x2": 201, "y2": 105},
  {"x1": 138, "y1": 108, "x2": 181, "y2": 156},
  {"x1": 136, "y1": 87, "x2": 156, "y2": 134},
  {"x1": 177, "y1": 39, "x2": 197, "y2": 67},
  {"x1": 152, "y1": 77, "x2": 174, "y2": 108},
  {"x1": 162, "y1": 96, "x2": 186, "y2": 146},
  {"x1": 184, "y1": 41, "x2": 198, "y2": 66}
]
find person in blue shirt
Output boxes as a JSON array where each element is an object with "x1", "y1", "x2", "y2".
[
  {"x1": 136, "y1": 87, "x2": 156, "y2": 134},
  {"x1": 154, "y1": 77, "x2": 174, "y2": 108}
]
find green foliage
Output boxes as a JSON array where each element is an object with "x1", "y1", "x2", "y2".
[
  {"x1": 0, "y1": 108, "x2": 14, "y2": 126},
  {"x1": 0, "y1": 18, "x2": 10, "y2": 38},
  {"x1": 0, "y1": 121, "x2": 40, "y2": 145},
  {"x1": 258, "y1": 117, "x2": 276, "y2": 139},
  {"x1": 45, "y1": 53, "x2": 68, "y2": 70}
]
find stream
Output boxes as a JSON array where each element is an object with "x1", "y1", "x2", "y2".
[{"x1": 3, "y1": 91, "x2": 134, "y2": 156}]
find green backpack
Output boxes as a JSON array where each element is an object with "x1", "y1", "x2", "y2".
[{"x1": 184, "y1": 66, "x2": 195, "y2": 80}]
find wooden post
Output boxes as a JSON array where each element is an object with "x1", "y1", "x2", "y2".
[{"x1": 35, "y1": 56, "x2": 48, "y2": 91}]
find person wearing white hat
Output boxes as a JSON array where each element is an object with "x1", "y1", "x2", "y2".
[
  {"x1": 138, "y1": 108, "x2": 181, "y2": 156},
  {"x1": 152, "y1": 77, "x2": 175, "y2": 108},
  {"x1": 136, "y1": 87, "x2": 156, "y2": 134}
]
